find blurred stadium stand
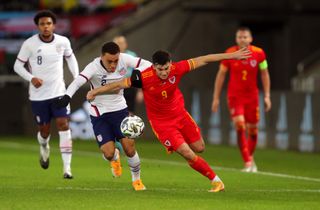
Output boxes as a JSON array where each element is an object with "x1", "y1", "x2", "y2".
[{"x1": 1, "y1": 0, "x2": 320, "y2": 152}]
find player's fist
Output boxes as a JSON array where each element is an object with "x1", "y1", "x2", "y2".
[
  {"x1": 31, "y1": 77, "x2": 43, "y2": 88},
  {"x1": 86, "y1": 90, "x2": 96, "y2": 102},
  {"x1": 55, "y1": 95, "x2": 71, "y2": 108}
]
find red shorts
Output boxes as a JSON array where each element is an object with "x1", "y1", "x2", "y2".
[
  {"x1": 149, "y1": 111, "x2": 201, "y2": 152},
  {"x1": 227, "y1": 95, "x2": 259, "y2": 124}
]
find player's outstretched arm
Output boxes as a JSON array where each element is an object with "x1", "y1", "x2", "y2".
[
  {"x1": 190, "y1": 47, "x2": 251, "y2": 70},
  {"x1": 87, "y1": 78, "x2": 130, "y2": 101}
]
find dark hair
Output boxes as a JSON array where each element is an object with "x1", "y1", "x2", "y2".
[
  {"x1": 101, "y1": 42, "x2": 120, "y2": 55},
  {"x1": 152, "y1": 50, "x2": 171, "y2": 65},
  {"x1": 237, "y1": 26, "x2": 252, "y2": 34},
  {"x1": 34, "y1": 10, "x2": 57, "y2": 25}
]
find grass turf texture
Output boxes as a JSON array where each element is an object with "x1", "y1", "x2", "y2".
[{"x1": 0, "y1": 136, "x2": 319, "y2": 210}]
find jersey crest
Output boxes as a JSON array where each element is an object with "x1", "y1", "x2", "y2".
[
  {"x1": 56, "y1": 44, "x2": 63, "y2": 53},
  {"x1": 164, "y1": 140, "x2": 171, "y2": 147},
  {"x1": 250, "y1": 59, "x2": 257, "y2": 67},
  {"x1": 118, "y1": 67, "x2": 127, "y2": 76},
  {"x1": 169, "y1": 76, "x2": 176, "y2": 84}
]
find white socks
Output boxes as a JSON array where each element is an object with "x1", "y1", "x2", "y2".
[
  {"x1": 59, "y1": 130, "x2": 72, "y2": 174},
  {"x1": 127, "y1": 152, "x2": 141, "y2": 182},
  {"x1": 111, "y1": 148, "x2": 120, "y2": 161},
  {"x1": 212, "y1": 175, "x2": 222, "y2": 182},
  {"x1": 37, "y1": 132, "x2": 50, "y2": 146}
]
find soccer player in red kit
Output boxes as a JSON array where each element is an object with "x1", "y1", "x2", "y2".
[
  {"x1": 87, "y1": 47, "x2": 251, "y2": 192},
  {"x1": 211, "y1": 27, "x2": 271, "y2": 172}
]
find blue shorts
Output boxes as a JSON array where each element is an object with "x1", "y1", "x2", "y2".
[
  {"x1": 90, "y1": 108, "x2": 129, "y2": 147},
  {"x1": 31, "y1": 97, "x2": 70, "y2": 125}
]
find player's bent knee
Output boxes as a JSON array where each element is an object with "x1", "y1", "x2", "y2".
[
  {"x1": 248, "y1": 127, "x2": 258, "y2": 136},
  {"x1": 101, "y1": 150, "x2": 115, "y2": 161},
  {"x1": 56, "y1": 118, "x2": 69, "y2": 131},
  {"x1": 235, "y1": 121, "x2": 246, "y2": 131},
  {"x1": 192, "y1": 144, "x2": 205, "y2": 153},
  {"x1": 124, "y1": 149, "x2": 136, "y2": 158}
]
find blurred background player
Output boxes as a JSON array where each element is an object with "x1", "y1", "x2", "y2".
[
  {"x1": 211, "y1": 26, "x2": 271, "y2": 172},
  {"x1": 86, "y1": 47, "x2": 251, "y2": 192},
  {"x1": 56, "y1": 42, "x2": 152, "y2": 191},
  {"x1": 113, "y1": 35, "x2": 143, "y2": 115},
  {"x1": 13, "y1": 10, "x2": 79, "y2": 179}
]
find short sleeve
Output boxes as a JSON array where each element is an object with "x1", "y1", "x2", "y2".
[{"x1": 175, "y1": 60, "x2": 191, "y2": 75}]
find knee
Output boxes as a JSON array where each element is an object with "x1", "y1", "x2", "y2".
[
  {"x1": 56, "y1": 118, "x2": 69, "y2": 131},
  {"x1": 125, "y1": 149, "x2": 136, "y2": 158},
  {"x1": 101, "y1": 150, "x2": 114, "y2": 161},
  {"x1": 248, "y1": 126, "x2": 258, "y2": 136},
  {"x1": 235, "y1": 121, "x2": 246, "y2": 131},
  {"x1": 39, "y1": 129, "x2": 50, "y2": 139},
  {"x1": 193, "y1": 144, "x2": 205, "y2": 153}
]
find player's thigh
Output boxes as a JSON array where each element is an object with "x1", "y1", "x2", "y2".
[
  {"x1": 150, "y1": 120, "x2": 185, "y2": 153},
  {"x1": 180, "y1": 112, "x2": 204, "y2": 152},
  {"x1": 31, "y1": 99, "x2": 52, "y2": 125},
  {"x1": 228, "y1": 96, "x2": 245, "y2": 119},
  {"x1": 90, "y1": 114, "x2": 116, "y2": 148},
  {"x1": 244, "y1": 96, "x2": 259, "y2": 124}
]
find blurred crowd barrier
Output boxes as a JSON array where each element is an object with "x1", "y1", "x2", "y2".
[{"x1": 1, "y1": 84, "x2": 319, "y2": 153}]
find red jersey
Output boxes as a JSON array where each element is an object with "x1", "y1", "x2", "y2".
[
  {"x1": 137, "y1": 60, "x2": 191, "y2": 120},
  {"x1": 221, "y1": 45, "x2": 267, "y2": 97}
]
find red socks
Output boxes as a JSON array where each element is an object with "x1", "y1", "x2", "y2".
[
  {"x1": 236, "y1": 121, "x2": 251, "y2": 163},
  {"x1": 248, "y1": 127, "x2": 258, "y2": 155},
  {"x1": 188, "y1": 156, "x2": 216, "y2": 180}
]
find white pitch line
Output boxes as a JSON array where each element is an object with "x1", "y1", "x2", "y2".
[
  {"x1": 1, "y1": 141, "x2": 320, "y2": 183},
  {"x1": 3, "y1": 186, "x2": 320, "y2": 193}
]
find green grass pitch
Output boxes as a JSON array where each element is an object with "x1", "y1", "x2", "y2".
[{"x1": 0, "y1": 136, "x2": 319, "y2": 210}]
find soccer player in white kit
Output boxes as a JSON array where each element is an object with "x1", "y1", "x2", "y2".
[
  {"x1": 13, "y1": 10, "x2": 79, "y2": 179},
  {"x1": 56, "y1": 42, "x2": 151, "y2": 190}
]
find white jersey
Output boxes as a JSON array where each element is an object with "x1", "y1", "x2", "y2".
[
  {"x1": 16, "y1": 34, "x2": 75, "y2": 101},
  {"x1": 68, "y1": 53, "x2": 151, "y2": 117}
]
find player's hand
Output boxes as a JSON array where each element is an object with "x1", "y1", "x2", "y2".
[
  {"x1": 264, "y1": 96, "x2": 272, "y2": 112},
  {"x1": 233, "y1": 47, "x2": 251, "y2": 60},
  {"x1": 86, "y1": 90, "x2": 96, "y2": 102},
  {"x1": 136, "y1": 89, "x2": 144, "y2": 103},
  {"x1": 31, "y1": 77, "x2": 43, "y2": 88},
  {"x1": 55, "y1": 95, "x2": 71, "y2": 108},
  {"x1": 211, "y1": 99, "x2": 220, "y2": 112}
]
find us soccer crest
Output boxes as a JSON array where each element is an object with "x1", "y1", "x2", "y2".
[
  {"x1": 97, "y1": 134, "x2": 103, "y2": 142},
  {"x1": 118, "y1": 68, "x2": 127, "y2": 76},
  {"x1": 56, "y1": 44, "x2": 63, "y2": 54},
  {"x1": 250, "y1": 59, "x2": 257, "y2": 67}
]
